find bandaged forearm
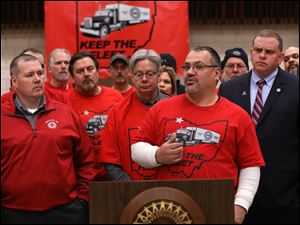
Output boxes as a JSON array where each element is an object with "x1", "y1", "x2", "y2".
[
  {"x1": 131, "y1": 142, "x2": 161, "y2": 168},
  {"x1": 234, "y1": 167, "x2": 260, "y2": 212}
]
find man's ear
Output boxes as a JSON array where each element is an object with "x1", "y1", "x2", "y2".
[
  {"x1": 11, "y1": 75, "x2": 18, "y2": 89},
  {"x1": 215, "y1": 67, "x2": 222, "y2": 81}
]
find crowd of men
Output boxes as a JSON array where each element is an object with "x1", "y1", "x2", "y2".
[{"x1": 1, "y1": 29, "x2": 299, "y2": 224}]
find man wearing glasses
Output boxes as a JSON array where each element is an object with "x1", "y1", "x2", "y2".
[
  {"x1": 220, "y1": 47, "x2": 249, "y2": 82},
  {"x1": 131, "y1": 46, "x2": 265, "y2": 224},
  {"x1": 109, "y1": 53, "x2": 135, "y2": 97},
  {"x1": 100, "y1": 49, "x2": 169, "y2": 181},
  {"x1": 219, "y1": 30, "x2": 299, "y2": 224}
]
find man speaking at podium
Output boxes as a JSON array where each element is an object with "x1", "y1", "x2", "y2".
[{"x1": 131, "y1": 46, "x2": 265, "y2": 224}]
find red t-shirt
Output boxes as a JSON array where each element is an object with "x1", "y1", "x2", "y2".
[
  {"x1": 67, "y1": 86, "x2": 123, "y2": 180},
  {"x1": 100, "y1": 91, "x2": 157, "y2": 180},
  {"x1": 133, "y1": 95, "x2": 265, "y2": 188},
  {"x1": 44, "y1": 80, "x2": 72, "y2": 94},
  {"x1": 121, "y1": 86, "x2": 136, "y2": 98}
]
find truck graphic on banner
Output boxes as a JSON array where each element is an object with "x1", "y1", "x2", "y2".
[{"x1": 80, "y1": 3, "x2": 151, "y2": 38}]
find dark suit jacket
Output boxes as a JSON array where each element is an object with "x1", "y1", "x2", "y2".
[{"x1": 219, "y1": 67, "x2": 299, "y2": 208}]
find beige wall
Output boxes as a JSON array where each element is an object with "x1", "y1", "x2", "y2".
[
  {"x1": 190, "y1": 23, "x2": 299, "y2": 69},
  {"x1": 1, "y1": 28, "x2": 45, "y2": 95},
  {"x1": 1, "y1": 24, "x2": 299, "y2": 95}
]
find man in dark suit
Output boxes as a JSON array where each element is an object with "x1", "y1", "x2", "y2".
[{"x1": 219, "y1": 30, "x2": 299, "y2": 224}]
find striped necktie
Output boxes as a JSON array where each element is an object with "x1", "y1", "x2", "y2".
[{"x1": 252, "y1": 80, "x2": 266, "y2": 125}]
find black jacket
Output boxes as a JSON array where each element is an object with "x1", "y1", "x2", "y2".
[{"x1": 219, "y1": 67, "x2": 299, "y2": 209}]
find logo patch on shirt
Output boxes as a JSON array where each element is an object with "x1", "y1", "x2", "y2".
[
  {"x1": 164, "y1": 118, "x2": 228, "y2": 178},
  {"x1": 45, "y1": 119, "x2": 58, "y2": 129}
]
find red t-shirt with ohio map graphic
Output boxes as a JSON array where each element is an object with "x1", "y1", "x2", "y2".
[
  {"x1": 100, "y1": 91, "x2": 157, "y2": 180},
  {"x1": 133, "y1": 95, "x2": 265, "y2": 188},
  {"x1": 67, "y1": 86, "x2": 123, "y2": 180}
]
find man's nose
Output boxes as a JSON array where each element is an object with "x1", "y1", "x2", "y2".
[
  {"x1": 258, "y1": 50, "x2": 267, "y2": 58},
  {"x1": 232, "y1": 65, "x2": 239, "y2": 72},
  {"x1": 82, "y1": 68, "x2": 91, "y2": 76},
  {"x1": 289, "y1": 58, "x2": 296, "y2": 63},
  {"x1": 33, "y1": 74, "x2": 42, "y2": 82}
]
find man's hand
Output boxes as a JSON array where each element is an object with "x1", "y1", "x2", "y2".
[
  {"x1": 234, "y1": 205, "x2": 247, "y2": 224},
  {"x1": 155, "y1": 132, "x2": 183, "y2": 165}
]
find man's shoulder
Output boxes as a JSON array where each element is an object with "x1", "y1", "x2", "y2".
[
  {"x1": 278, "y1": 67, "x2": 299, "y2": 84},
  {"x1": 152, "y1": 94, "x2": 185, "y2": 109},
  {"x1": 1, "y1": 91, "x2": 14, "y2": 105},
  {"x1": 46, "y1": 95, "x2": 71, "y2": 109},
  {"x1": 101, "y1": 86, "x2": 123, "y2": 97},
  {"x1": 45, "y1": 97, "x2": 80, "y2": 120},
  {"x1": 219, "y1": 97, "x2": 250, "y2": 117},
  {"x1": 221, "y1": 73, "x2": 250, "y2": 87},
  {"x1": 219, "y1": 73, "x2": 250, "y2": 97}
]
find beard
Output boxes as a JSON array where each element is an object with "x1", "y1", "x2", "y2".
[
  {"x1": 82, "y1": 79, "x2": 97, "y2": 93},
  {"x1": 184, "y1": 76, "x2": 201, "y2": 94},
  {"x1": 185, "y1": 84, "x2": 201, "y2": 95},
  {"x1": 115, "y1": 76, "x2": 126, "y2": 84},
  {"x1": 288, "y1": 64, "x2": 299, "y2": 76},
  {"x1": 56, "y1": 72, "x2": 69, "y2": 81}
]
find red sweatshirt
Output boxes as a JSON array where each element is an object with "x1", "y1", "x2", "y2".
[
  {"x1": 2, "y1": 88, "x2": 70, "y2": 106},
  {"x1": 1, "y1": 93, "x2": 96, "y2": 211}
]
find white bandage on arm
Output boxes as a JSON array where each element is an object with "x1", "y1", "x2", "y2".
[
  {"x1": 131, "y1": 142, "x2": 161, "y2": 168},
  {"x1": 234, "y1": 166, "x2": 260, "y2": 212}
]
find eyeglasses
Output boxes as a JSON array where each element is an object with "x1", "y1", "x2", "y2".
[
  {"x1": 252, "y1": 47, "x2": 278, "y2": 56},
  {"x1": 132, "y1": 71, "x2": 158, "y2": 80},
  {"x1": 181, "y1": 62, "x2": 218, "y2": 73},
  {"x1": 225, "y1": 64, "x2": 246, "y2": 69}
]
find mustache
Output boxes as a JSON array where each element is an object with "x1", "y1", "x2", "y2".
[
  {"x1": 59, "y1": 71, "x2": 69, "y2": 75},
  {"x1": 288, "y1": 62, "x2": 298, "y2": 67},
  {"x1": 83, "y1": 78, "x2": 94, "y2": 83},
  {"x1": 184, "y1": 75, "x2": 197, "y2": 82},
  {"x1": 33, "y1": 84, "x2": 43, "y2": 89}
]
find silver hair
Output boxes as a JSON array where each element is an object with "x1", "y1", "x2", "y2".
[
  {"x1": 48, "y1": 48, "x2": 71, "y2": 67},
  {"x1": 129, "y1": 49, "x2": 161, "y2": 72}
]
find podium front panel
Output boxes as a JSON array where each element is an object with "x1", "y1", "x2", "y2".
[{"x1": 90, "y1": 179, "x2": 234, "y2": 224}]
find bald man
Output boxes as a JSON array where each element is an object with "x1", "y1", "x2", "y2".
[{"x1": 283, "y1": 46, "x2": 299, "y2": 76}]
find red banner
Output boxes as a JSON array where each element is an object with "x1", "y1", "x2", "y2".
[{"x1": 45, "y1": 1, "x2": 189, "y2": 77}]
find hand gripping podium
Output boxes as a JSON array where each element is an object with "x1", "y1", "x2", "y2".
[{"x1": 89, "y1": 179, "x2": 234, "y2": 224}]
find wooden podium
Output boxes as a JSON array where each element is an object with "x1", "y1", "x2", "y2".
[{"x1": 89, "y1": 179, "x2": 234, "y2": 224}]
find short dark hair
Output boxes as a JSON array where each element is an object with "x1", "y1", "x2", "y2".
[
  {"x1": 69, "y1": 52, "x2": 99, "y2": 76},
  {"x1": 191, "y1": 46, "x2": 221, "y2": 67},
  {"x1": 20, "y1": 48, "x2": 45, "y2": 58},
  {"x1": 252, "y1": 30, "x2": 283, "y2": 51},
  {"x1": 10, "y1": 54, "x2": 39, "y2": 76}
]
